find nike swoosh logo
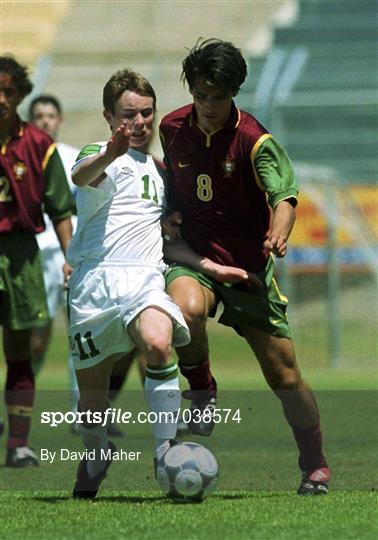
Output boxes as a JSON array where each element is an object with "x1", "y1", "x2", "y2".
[{"x1": 178, "y1": 162, "x2": 191, "y2": 168}]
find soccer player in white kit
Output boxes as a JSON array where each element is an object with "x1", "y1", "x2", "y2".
[
  {"x1": 29, "y1": 95, "x2": 147, "y2": 428},
  {"x1": 67, "y1": 69, "x2": 250, "y2": 499}
]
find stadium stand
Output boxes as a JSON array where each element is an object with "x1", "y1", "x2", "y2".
[
  {"x1": 22, "y1": 0, "x2": 290, "y2": 156},
  {"x1": 1, "y1": 2, "x2": 69, "y2": 65},
  {"x1": 241, "y1": 0, "x2": 378, "y2": 182}
]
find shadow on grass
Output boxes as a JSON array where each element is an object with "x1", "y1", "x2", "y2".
[
  {"x1": 32, "y1": 494, "x2": 166, "y2": 504},
  {"x1": 27, "y1": 491, "x2": 288, "y2": 504}
]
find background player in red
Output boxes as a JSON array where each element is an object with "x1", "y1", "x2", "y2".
[
  {"x1": 160, "y1": 38, "x2": 330, "y2": 495},
  {"x1": 0, "y1": 56, "x2": 75, "y2": 467}
]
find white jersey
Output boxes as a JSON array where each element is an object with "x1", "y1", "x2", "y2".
[
  {"x1": 57, "y1": 142, "x2": 79, "y2": 185},
  {"x1": 67, "y1": 144, "x2": 190, "y2": 368},
  {"x1": 67, "y1": 146, "x2": 167, "y2": 269}
]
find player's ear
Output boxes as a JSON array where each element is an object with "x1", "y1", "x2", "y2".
[{"x1": 103, "y1": 109, "x2": 112, "y2": 127}]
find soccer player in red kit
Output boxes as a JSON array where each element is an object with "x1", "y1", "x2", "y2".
[
  {"x1": 160, "y1": 39, "x2": 330, "y2": 495},
  {"x1": 0, "y1": 56, "x2": 75, "y2": 467}
]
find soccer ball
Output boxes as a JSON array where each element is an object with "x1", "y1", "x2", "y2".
[{"x1": 156, "y1": 442, "x2": 219, "y2": 503}]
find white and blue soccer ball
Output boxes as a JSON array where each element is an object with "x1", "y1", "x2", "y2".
[{"x1": 156, "y1": 442, "x2": 219, "y2": 503}]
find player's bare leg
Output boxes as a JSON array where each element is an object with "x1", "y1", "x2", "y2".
[
  {"x1": 3, "y1": 328, "x2": 38, "y2": 467},
  {"x1": 76, "y1": 355, "x2": 115, "y2": 415},
  {"x1": 241, "y1": 324, "x2": 330, "y2": 494},
  {"x1": 31, "y1": 323, "x2": 53, "y2": 375},
  {"x1": 108, "y1": 349, "x2": 145, "y2": 402},
  {"x1": 136, "y1": 352, "x2": 147, "y2": 381},
  {"x1": 167, "y1": 277, "x2": 215, "y2": 366},
  {"x1": 128, "y1": 307, "x2": 180, "y2": 460},
  {"x1": 69, "y1": 348, "x2": 144, "y2": 436},
  {"x1": 104, "y1": 349, "x2": 145, "y2": 437},
  {"x1": 73, "y1": 354, "x2": 117, "y2": 499},
  {"x1": 167, "y1": 277, "x2": 218, "y2": 435}
]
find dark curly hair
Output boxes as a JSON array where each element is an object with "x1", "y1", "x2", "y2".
[
  {"x1": 181, "y1": 38, "x2": 247, "y2": 96},
  {"x1": 0, "y1": 55, "x2": 33, "y2": 97}
]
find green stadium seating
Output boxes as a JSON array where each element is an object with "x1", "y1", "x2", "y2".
[
  {"x1": 243, "y1": 0, "x2": 378, "y2": 182},
  {"x1": 300, "y1": 0, "x2": 377, "y2": 17}
]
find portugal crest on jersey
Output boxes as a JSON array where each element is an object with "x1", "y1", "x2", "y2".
[
  {"x1": 221, "y1": 155, "x2": 236, "y2": 178},
  {"x1": 13, "y1": 161, "x2": 27, "y2": 180}
]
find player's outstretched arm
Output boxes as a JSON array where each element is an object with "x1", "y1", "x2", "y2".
[
  {"x1": 72, "y1": 122, "x2": 132, "y2": 187},
  {"x1": 164, "y1": 238, "x2": 262, "y2": 287}
]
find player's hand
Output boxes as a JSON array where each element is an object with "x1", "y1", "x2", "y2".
[
  {"x1": 63, "y1": 261, "x2": 73, "y2": 290},
  {"x1": 105, "y1": 121, "x2": 132, "y2": 161},
  {"x1": 263, "y1": 234, "x2": 288, "y2": 258},
  {"x1": 201, "y1": 259, "x2": 263, "y2": 288},
  {"x1": 161, "y1": 211, "x2": 182, "y2": 243}
]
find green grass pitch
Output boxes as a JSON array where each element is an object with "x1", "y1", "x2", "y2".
[{"x1": 1, "y1": 317, "x2": 377, "y2": 539}]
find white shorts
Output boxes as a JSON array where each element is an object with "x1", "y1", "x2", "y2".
[
  {"x1": 67, "y1": 262, "x2": 190, "y2": 370},
  {"x1": 37, "y1": 214, "x2": 77, "y2": 319}
]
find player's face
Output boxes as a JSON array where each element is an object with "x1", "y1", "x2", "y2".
[
  {"x1": 105, "y1": 91, "x2": 155, "y2": 153},
  {"x1": 30, "y1": 103, "x2": 62, "y2": 139},
  {"x1": 0, "y1": 72, "x2": 23, "y2": 122},
  {"x1": 190, "y1": 80, "x2": 234, "y2": 133}
]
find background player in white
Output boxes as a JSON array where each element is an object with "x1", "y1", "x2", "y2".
[
  {"x1": 68, "y1": 68, "x2": 250, "y2": 499},
  {"x1": 28, "y1": 95, "x2": 78, "y2": 375}
]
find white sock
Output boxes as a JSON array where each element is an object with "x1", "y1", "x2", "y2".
[
  {"x1": 79, "y1": 422, "x2": 109, "y2": 479},
  {"x1": 144, "y1": 371, "x2": 181, "y2": 458},
  {"x1": 155, "y1": 439, "x2": 171, "y2": 461}
]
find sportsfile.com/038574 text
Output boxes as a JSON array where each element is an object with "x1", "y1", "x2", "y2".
[{"x1": 40, "y1": 407, "x2": 242, "y2": 428}]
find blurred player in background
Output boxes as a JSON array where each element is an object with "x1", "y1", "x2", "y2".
[
  {"x1": 160, "y1": 38, "x2": 330, "y2": 495},
  {"x1": 68, "y1": 68, "x2": 249, "y2": 499},
  {"x1": 0, "y1": 56, "x2": 75, "y2": 467},
  {"x1": 28, "y1": 95, "x2": 78, "y2": 375}
]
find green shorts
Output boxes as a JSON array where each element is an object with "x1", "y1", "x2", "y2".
[
  {"x1": 165, "y1": 255, "x2": 292, "y2": 339},
  {"x1": 0, "y1": 233, "x2": 50, "y2": 330}
]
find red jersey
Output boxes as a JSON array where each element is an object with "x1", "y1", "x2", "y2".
[
  {"x1": 0, "y1": 118, "x2": 75, "y2": 234},
  {"x1": 160, "y1": 103, "x2": 298, "y2": 273}
]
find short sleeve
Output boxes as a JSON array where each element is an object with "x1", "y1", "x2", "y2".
[
  {"x1": 71, "y1": 143, "x2": 105, "y2": 175},
  {"x1": 252, "y1": 137, "x2": 299, "y2": 209},
  {"x1": 43, "y1": 147, "x2": 76, "y2": 221}
]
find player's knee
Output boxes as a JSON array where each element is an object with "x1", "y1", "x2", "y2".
[
  {"x1": 30, "y1": 338, "x2": 45, "y2": 359},
  {"x1": 279, "y1": 371, "x2": 300, "y2": 391},
  {"x1": 144, "y1": 335, "x2": 171, "y2": 364},
  {"x1": 180, "y1": 299, "x2": 207, "y2": 329},
  {"x1": 269, "y1": 368, "x2": 300, "y2": 391}
]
